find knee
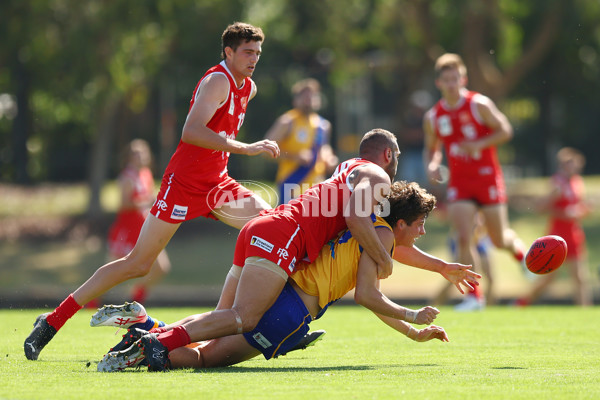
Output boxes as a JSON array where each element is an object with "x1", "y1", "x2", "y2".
[
  {"x1": 232, "y1": 307, "x2": 260, "y2": 332},
  {"x1": 120, "y1": 255, "x2": 154, "y2": 278},
  {"x1": 455, "y1": 233, "x2": 471, "y2": 248}
]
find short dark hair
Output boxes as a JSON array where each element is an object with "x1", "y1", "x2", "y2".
[
  {"x1": 291, "y1": 78, "x2": 321, "y2": 97},
  {"x1": 382, "y1": 181, "x2": 436, "y2": 228},
  {"x1": 221, "y1": 22, "x2": 265, "y2": 59},
  {"x1": 359, "y1": 128, "x2": 397, "y2": 158}
]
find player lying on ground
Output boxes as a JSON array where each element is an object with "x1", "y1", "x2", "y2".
[{"x1": 97, "y1": 181, "x2": 480, "y2": 371}]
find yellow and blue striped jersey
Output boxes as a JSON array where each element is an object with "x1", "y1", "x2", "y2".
[
  {"x1": 275, "y1": 109, "x2": 328, "y2": 188},
  {"x1": 291, "y1": 216, "x2": 394, "y2": 312}
]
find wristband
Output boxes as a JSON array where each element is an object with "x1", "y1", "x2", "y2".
[{"x1": 405, "y1": 309, "x2": 418, "y2": 323}]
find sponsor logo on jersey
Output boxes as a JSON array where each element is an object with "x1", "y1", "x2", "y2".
[
  {"x1": 288, "y1": 256, "x2": 297, "y2": 273},
  {"x1": 250, "y1": 236, "x2": 274, "y2": 253},
  {"x1": 171, "y1": 204, "x2": 188, "y2": 220},
  {"x1": 156, "y1": 199, "x2": 168, "y2": 212},
  {"x1": 252, "y1": 332, "x2": 272, "y2": 349}
]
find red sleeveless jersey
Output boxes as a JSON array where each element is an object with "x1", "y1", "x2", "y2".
[
  {"x1": 551, "y1": 174, "x2": 584, "y2": 222},
  {"x1": 163, "y1": 61, "x2": 254, "y2": 189},
  {"x1": 265, "y1": 158, "x2": 379, "y2": 262},
  {"x1": 426, "y1": 90, "x2": 503, "y2": 183}
]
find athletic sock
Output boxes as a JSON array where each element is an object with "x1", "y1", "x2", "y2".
[
  {"x1": 131, "y1": 286, "x2": 147, "y2": 304},
  {"x1": 157, "y1": 326, "x2": 191, "y2": 352},
  {"x1": 134, "y1": 316, "x2": 166, "y2": 331},
  {"x1": 514, "y1": 249, "x2": 524, "y2": 262},
  {"x1": 149, "y1": 326, "x2": 168, "y2": 334},
  {"x1": 45, "y1": 294, "x2": 83, "y2": 331}
]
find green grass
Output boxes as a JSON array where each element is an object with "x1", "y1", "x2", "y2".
[{"x1": 2, "y1": 306, "x2": 599, "y2": 399}]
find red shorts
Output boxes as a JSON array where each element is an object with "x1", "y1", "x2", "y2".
[
  {"x1": 232, "y1": 214, "x2": 306, "y2": 276},
  {"x1": 107, "y1": 210, "x2": 146, "y2": 257},
  {"x1": 150, "y1": 172, "x2": 254, "y2": 223},
  {"x1": 549, "y1": 220, "x2": 586, "y2": 259},
  {"x1": 447, "y1": 173, "x2": 506, "y2": 205}
]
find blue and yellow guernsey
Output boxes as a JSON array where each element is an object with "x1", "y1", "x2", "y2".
[
  {"x1": 275, "y1": 109, "x2": 329, "y2": 194},
  {"x1": 291, "y1": 216, "x2": 394, "y2": 318}
]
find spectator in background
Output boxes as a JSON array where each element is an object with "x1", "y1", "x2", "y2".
[
  {"x1": 107, "y1": 139, "x2": 171, "y2": 304},
  {"x1": 265, "y1": 78, "x2": 338, "y2": 203},
  {"x1": 516, "y1": 147, "x2": 593, "y2": 306}
]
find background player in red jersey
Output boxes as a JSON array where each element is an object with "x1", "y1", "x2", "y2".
[
  {"x1": 106, "y1": 139, "x2": 171, "y2": 305},
  {"x1": 516, "y1": 147, "x2": 593, "y2": 306},
  {"x1": 423, "y1": 53, "x2": 526, "y2": 311},
  {"x1": 24, "y1": 22, "x2": 281, "y2": 361}
]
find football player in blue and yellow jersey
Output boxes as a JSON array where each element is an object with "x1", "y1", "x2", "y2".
[
  {"x1": 265, "y1": 78, "x2": 338, "y2": 203},
  {"x1": 98, "y1": 181, "x2": 480, "y2": 371}
]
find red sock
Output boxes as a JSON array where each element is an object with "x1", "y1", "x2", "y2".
[
  {"x1": 45, "y1": 294, "x2": 83, "y2": 331},
  {"x1": 468, "y1": 284, "x2": 482, "y2": 299},
  {"x1": 157, "y1": 326, "x2": 191, "y2": 352},
  {"x1": 132, "y1": 286, "x2": 147, "y2": 304},
  {"x1": 514, "y1": 249, "x2": 524, "y2": 262}
]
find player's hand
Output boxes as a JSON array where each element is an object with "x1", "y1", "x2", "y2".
[
  {"x1": 458, "y1": 140, "x2": 482, "y2": 157},
  {"x1": 440, "y1": 262, "x2": 482, "y2": 294},
  {"x1": 297, "y1": 149, "x2": 314, "y2": 165},
  {"x1": 376, "y1": 255, "x2": 394, "y2": 279},
  {"x1": 414, "y1": 325, "x2": 449, "y2": 342},
  {"x1": 414, "y1": 306, "x2": 440, "y2": 325},
  {"x1": 245, "y1": 140, "x2": 280, "y2": 158},
  {"x1": 426, "y1": 166, "x2": 441, "y2": 184}
]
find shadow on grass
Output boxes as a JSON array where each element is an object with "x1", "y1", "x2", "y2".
[{"x1": 193, "y1": 363, "x2": 440, "y2": 374}]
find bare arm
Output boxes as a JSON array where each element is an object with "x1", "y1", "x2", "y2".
[
  {"x1": 182, "y1": 74, "x2": 279, "y2": 158},
  {"x1": 345, "y1": 166, "x2": 393, "y2": 279},
  {"x1": 393, "y1": 245, "x2": 481, "y2": 294},
  {"x1": 459, "y1": 96, "x2": 513, "y2": 155},
  {"x1": 422, "y1": 111, "x2": 445, "y2": 184},
  {"x1": 353, "y1": 228, "x2": 439, "y2": 325}
]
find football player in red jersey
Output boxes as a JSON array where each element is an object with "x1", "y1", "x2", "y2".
[
  {"x1": 24, "y1": 22, "x2": 281, "y2": 361},
  {"x1": 423, "y1": 53, "x2": 527, "y2": 311},
  {"x1": 516, "y1": 147, "x2": 592, "y2": 306},
  {"x1": 99, "y1": 128, "x2": 407, "y2": 371}
]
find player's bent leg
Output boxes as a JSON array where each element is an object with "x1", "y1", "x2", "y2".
[
  {"x1": 72, "y1": 216, "x2": 180, "y2": 306},
  {"x1": 232, "y1": 262, "x2": 288, "y2": 332},
  {"x1": 447, "y1": 201, "x2": 479, "y2": 266},
  {"x1": 170, "y1": 335, "x2": 260, "y2": 369},
  {"x1": 215, "y1": 265, "x2": 241, "y2": 310}
]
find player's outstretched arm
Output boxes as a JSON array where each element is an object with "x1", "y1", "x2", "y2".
[
  {"x1": 375, "y1": 313, "x2": 449, "y2": 343},
  {"x1": 354, "y1": 228, "x2": 439, "y2": 326},
  {"x1": 393, "y1": 245, "x2": 481, "y2": 294}
]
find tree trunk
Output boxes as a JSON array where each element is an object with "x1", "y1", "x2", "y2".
[{"x1": 86, "y1": 92, "x2": 122, "y2": 218}]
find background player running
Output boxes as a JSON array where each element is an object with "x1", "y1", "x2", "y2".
[{"x1": 423, "y1": 53, "x2": 527, "y2": 311}]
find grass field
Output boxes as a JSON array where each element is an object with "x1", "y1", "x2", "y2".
[{"x1": 2, "y1": 306, "x2": 599, "y2": 399}]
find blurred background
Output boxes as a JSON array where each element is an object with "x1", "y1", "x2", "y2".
[{"x1": 1, "y1": 0, "x2": 600, "y2": 307}]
